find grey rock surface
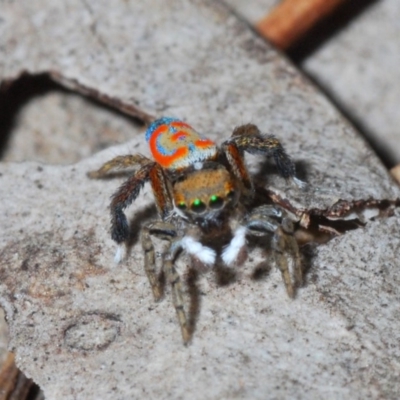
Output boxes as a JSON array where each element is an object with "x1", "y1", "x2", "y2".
[
  {"x1": 301, "y1": 0, "x2": 400, "y2": 165},
  {"x1": 0, "y1": 1, "x2": 399, "y2": 399},
  {"x1": 226, "y1": 0, "x2": 400, "y2": 165},
  {"x1": 225, "y1": 0, "x2": 277, "y2": 24},
  {"x1": 1, "y1": 1, "x2": 398, "y2": 214},
  {"x1": 2, "y1": 88, "x2": 145, "y2": 165}
]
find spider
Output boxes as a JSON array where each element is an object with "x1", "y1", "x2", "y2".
[{"x1": 89, "y1": 117, "x2": 303, "y2": 344}]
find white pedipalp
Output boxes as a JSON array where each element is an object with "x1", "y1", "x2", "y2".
[
  {"x1": 114, "y1": 245, "x2": 124, "y2": 264},
  {"x1": 222, "y1": 226, "x2": 247, "y2": 266},
  {"x1": 181, "y1": 236, "x2": 216, "y2": 266}
]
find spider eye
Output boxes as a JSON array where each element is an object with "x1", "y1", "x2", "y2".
[
  {"x1": 209, "y1": 195, "x2": 224, "y2": 209},
  {"x1": 191, "y1": 198, "x2": 206, "y2": 213},
  {"x1": 177, "y1": 201, "x2": 187, "y2": 210}
]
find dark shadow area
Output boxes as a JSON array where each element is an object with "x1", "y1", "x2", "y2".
[
  {"x1": 27, "y1": 383, "x2": 44, "y2": 400},
  {"x1": 301, "y1": 243, "x2": 319, "y2": 289},
  {"x1": 214, "y1": 262, "x2": 237, "y2": 287},
  {"x1": 186, "y1": 268, "x2": 201, "y2": 338},
  {"x1": 0, "y1": 73, "x2": 145, "y2": 162},
  {"x1": 305, "y1": 214, "x2": 361, "y2": 238},
  {"x1": 156, "y1": 268, "x2": 166, "y2": 300},
  {"x1": 292, "y1": 160, "x2": 309, "y2": 183},
  {"x1": 250, "y1": 260, "x2": 271, "y2": 281},
  {"x1": 254, "y1": 158, "x2": 311, "y2": 189},
  {"x1": 0, "y1": 74, "x2": 62, "y2": 159},
  {"x1": 249, "y1": 236, "x2": 317, "y2": 298},
  {"x1": 301, "y1": 240, "x2": 318, "y2": 274},
  {"x1": 288, "y1": 0, "x2": 380, "y2": 63},
  {"x1": 127, "y1": 204, "x2": 158, "y2": 250}
]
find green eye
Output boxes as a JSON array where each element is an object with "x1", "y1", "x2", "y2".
[
  {"x1": 209, "y1": 195, "x2": 224, "y2": 209},
  {"x1": 191, "y1": 198, "x2": 206, "y2": 213},
  {"x1": 177, "y1": 201, "x2": 187, "y2": 210}
]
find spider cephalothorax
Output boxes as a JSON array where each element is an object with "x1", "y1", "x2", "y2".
[
  {"x1": 89, "y1": 117, "x2": 303, "y2": 344},
  {"x1": 172, "y1": 162, "x2": 239, "y2": 228}
]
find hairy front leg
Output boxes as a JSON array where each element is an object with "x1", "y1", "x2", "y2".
[
  {"x1": 229, "y1": 124, "x2": 296, "y2": 180},
  {"x1": 87, "y1": 154, "x2": 152, "y2": 178},
  {"x1": 110, "y1": 163, "x2": 154, "y2": 246}
]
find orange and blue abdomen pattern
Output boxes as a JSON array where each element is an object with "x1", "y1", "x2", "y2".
[{"x1": 145, "y1": 117, "x2": 217, "y2": 170}]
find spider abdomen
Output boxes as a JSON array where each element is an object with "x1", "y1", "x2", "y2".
[{"x1": 145, "y1": 117, "x2": 217, "y2": 170}]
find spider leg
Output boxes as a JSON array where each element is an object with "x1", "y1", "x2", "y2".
[
  {"x1": 141, "y1": 221, "x2": 177, "y2": 301},
  {"x1": 225, "y1": 124, "x2": 296, "y2": 180},
  {"x1": 272, "y1": 226, "x2": 295, "y2": 298},
  {"x1": 110, "y1": 162, "x2": 154, "y2": 245},
  {"x1": 166, "y1": 236, "x2": 216, "y2": 343},
  {"x1": 87, "y1": 154, "x2": 151, "y2": 178},
  {"x1": 94, "y1": 159, "x2": 172, "y2": 258},
  {"x1": 245, "y1": 205, "x2": 301, "y2": 298},
  {"x1": 165, "y1": 240, "x2": 191, "y2": 344},
  {"x1": 281, "y1": 217, "x2": 302, "y2": 287},
  {"x1": 221, "y1": 142, "x2": 254, "y2": 202},
  {"x1": 141, "y1": 222, "x2": 192, "y2": 344},
  {"x1": 148, "y1": 163, "x2": 174, "y2": 220}
]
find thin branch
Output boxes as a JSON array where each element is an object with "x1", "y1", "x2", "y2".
[{"x1": 256, "y1": 0, "x2": 347, "y2": 50}]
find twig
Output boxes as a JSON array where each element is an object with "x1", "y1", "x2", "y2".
[
  {"x1": 390, "y1": 164, "x2": 400, "y2": 185},
  {"x1": 256, "y1": 0, "x2": 347, "y2": 50}
]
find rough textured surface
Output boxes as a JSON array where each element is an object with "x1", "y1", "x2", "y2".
[
  {"x1": 1, "y1": 159, "x2": 399, "y2": 399},
  {"x1": 301, "y1": 0, "x2": 400, "y2": 165},
  {"x1": 226, "y1": 0, "x2": 278, "y2": 24},
  {"x1": 1, "y1": 0, "x2": 399, "y2": 214},
  {"x1": 1, "y1": 85, "x2": 145, "y2": 165},
  {"x1": 0, "y1": 309, "x2": 9, "y2": 366},
  {"x1": 0, "y1": 1, "x2": 400, "y2": 399},
  {"x1": 226, "y1": 0, "x2": 400, "y2": 165}
]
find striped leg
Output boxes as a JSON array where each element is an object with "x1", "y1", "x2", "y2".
[
  {"x1": 245, "y1": 205, "x2": 302, "y2": 298},
  {"x1": 221, "y1": 141, "x2": 254, "y2": 202},
  {"x1": 281, "y1": 218, "x2": 302, "y2": 288},
  {"x1": 88, "y1": 154, "x2": 156, "y2": 252},
  {"x1": 272, "y1": 226, "x2": 295, "y2": 298},
  {"x1": 140, "y1": 222, "x2": 190, "y2": 344},
  {"x1": 90, "y1": 158, "x2": 174, "y2": 258},
  {"x1": 141, "y1": 221, "x2": 177, "y2": 301},
  {"x1": 87, "y1": 154, "x2": 152, "y2": 178},
  {"x1": 165, "y1": 240, "x2": 191, "y2": 344},
  {"x1": 224, "y1": 124, "x2": 296, "y2": 180}
]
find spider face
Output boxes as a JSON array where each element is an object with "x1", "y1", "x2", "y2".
[
  {"x1": 89, "y1": 117, "x2": 303, "y2": 344},
  {"x1": 172, "y1": 163, "x2": 238, "y2": 224}
]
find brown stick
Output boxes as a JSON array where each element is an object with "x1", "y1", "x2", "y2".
[
  {"x1": 390, "y1": 164, "x2": 400, "y2": 185},
  {"x1": 256, "y1": 0, "x2": 346, "y2": 50},
  {"x1": 0, "y1": 353, "x2": 19, "y2": 400},
  {"x1": 0, "y1": 353, "x2": 39, "y2": 400}
]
